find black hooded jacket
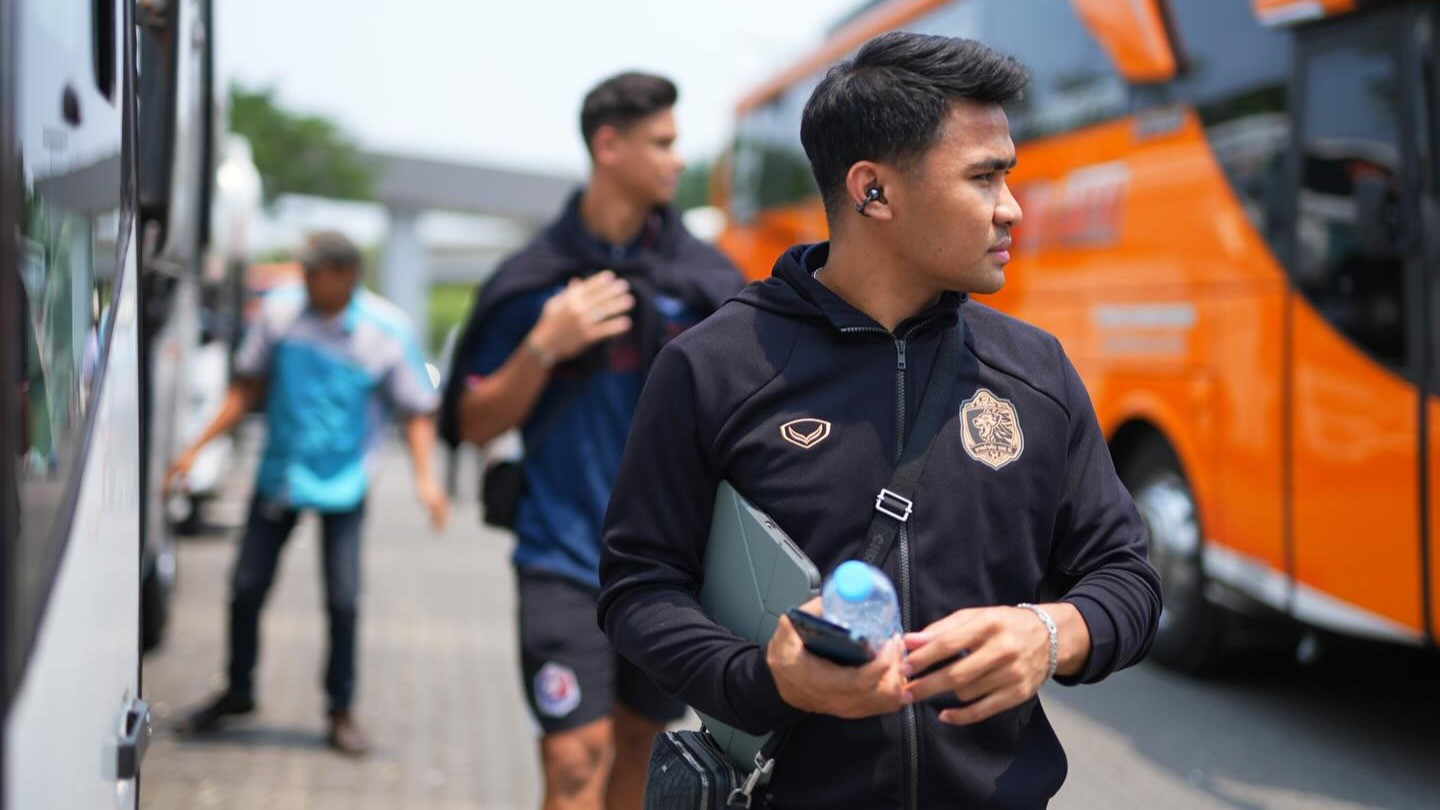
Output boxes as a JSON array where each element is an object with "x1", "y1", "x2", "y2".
[
  {"x1": 598, "y1": 243, "x2": 1161, "y2": 809},
  {"x1": 438, "y1": 190, "x2": 742, "y2": 446}
]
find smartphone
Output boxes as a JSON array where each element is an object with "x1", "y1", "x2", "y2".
[
  {"x1": 786, "y1": 607, "x2": 875, "y2": 667},
  {"x1": 911, "y1": 649, "x2": 973, "y2": 711},
  {"x1": 786, "y1": 610, "x2": 972, "y2": 709}
]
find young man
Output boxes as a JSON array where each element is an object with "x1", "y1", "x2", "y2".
[
  {"x1": 598, "y1": 34, "x2": 1161, "y2": 808},
  {"x1": 170, "y1": 231, "x2": 447, "y2": 756},
  {"x1": 439, "y1": 73, "x2": 742, "y2": 809}
]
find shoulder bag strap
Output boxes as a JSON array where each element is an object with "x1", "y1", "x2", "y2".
[{"x1": 861, "y1": 322, "x2": 963, "y2": 566}]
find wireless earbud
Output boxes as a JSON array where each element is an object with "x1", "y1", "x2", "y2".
[{"x1": 855, "y1": 187, "x2": 884, "y2": 216}]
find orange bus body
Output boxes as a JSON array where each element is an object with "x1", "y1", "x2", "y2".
[{"x1": 718, "y1": 0, "x2": 1440, "y2": 653}]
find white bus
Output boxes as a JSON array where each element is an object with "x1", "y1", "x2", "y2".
[{"x1": 2, "y1": 0, "x2": 215, "y2": 805}]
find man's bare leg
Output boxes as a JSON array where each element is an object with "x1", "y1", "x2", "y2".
[
  {"x1": 605, "y1": 704, "x2": 666, "y2": 809},
  {"x1": 540, "y1": 717, "x2": 614, "y2": 810}
]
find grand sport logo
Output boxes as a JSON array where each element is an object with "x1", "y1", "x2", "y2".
[
  {"x1": 960, "y1": 389, "x2": 1024, "y2": 470},
  {"x1": 780, "y1": 418, "x2": 831, "y2": 449}
]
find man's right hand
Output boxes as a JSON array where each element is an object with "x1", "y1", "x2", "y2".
[
  {"x1": 527, "y1": 271, "x2": 636, "y2": 362},
  {"x1": 766, "y1": 598, "x2": 907, "y2": 719},
  {"x1": 164, "y1": 448, "x2": 198, "y2": 494}
]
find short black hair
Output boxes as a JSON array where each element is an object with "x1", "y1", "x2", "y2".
[
  {"x1": 299, "y1": 230, "x2": 361, "y2": 273},
  {"x1": 801, "y1": 32, "x2": 1028, "y2": 216},
  {"x1": 580, "y1": 72, "x2": 678, "y2": 151}
]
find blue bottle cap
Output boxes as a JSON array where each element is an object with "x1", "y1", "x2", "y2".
[{"x1": 833, "y1": 561, "x2": 875, "y2": 603}]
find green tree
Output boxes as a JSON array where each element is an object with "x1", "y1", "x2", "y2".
[{"x1": 229, "y1": 84, "x2": 375, "y2": 205}]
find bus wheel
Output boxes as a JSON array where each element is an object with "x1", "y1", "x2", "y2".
[
  {"x1": 141, "y1": 543, "x2": 175, "y2": 653},
  {"x1": 1122, "y1": 440, "x2": 1226, "y2": 674},
  {"x1": 141, "y1": 569, "x2": 168, "y2": 653}
]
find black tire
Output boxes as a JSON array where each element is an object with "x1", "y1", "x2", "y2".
[
  {"x1": 1120, "y1": 439, "x2": 1226, "y2": 674},
  {"x1": 174, "y1": 494, "x2": 205, "y2": 536},
  {"x1": 141, "y1": 553, "x2": 172, "y2": 653}
]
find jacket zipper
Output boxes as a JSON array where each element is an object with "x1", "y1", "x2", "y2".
[
  {"x1": 898, "y1": 317, "x2": 937, "y2": 810},
  {"x1": 842, "y1": 317, "x2": 938, "y2": 810},
  {"x1": 895, "y1": 333, "x2": 916, "y2": 810}
]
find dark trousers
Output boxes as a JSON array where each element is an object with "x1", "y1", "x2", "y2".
[{"x1": 226, "y1": 495, "x2": 365, "y2": 712}]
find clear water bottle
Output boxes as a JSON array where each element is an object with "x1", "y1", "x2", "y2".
[{"x1": 821, "y1": 560, "x2": 902, "y2": 652}]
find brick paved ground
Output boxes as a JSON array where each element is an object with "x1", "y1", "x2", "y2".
[
  {"x1": 141, "y1": 432, "x2": 542, "y2": 809},
  {"x1": 140, "y1": 430, "x2": 1440, "y2": 810}
]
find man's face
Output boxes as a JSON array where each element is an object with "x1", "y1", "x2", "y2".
[
  {"x1": 595, "y1": 108, "x2": 684, "y2": 206},
  {"x1": 888, "y1": 101, "x2": 1022, "y2": 295},
  {"x1": 304, "y1": 263, "x2": 359, "y2": 315}
]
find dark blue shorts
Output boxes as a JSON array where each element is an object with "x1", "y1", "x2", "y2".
[{"x1": 516, "y1": 568, "x2": 686, "y2": 734}]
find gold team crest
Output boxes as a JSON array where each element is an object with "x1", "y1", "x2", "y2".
[
  {"x1": 780, "y1": 418, "x2": 831, "y2": 449},
  {"x1": 959, "y1": 389, "x2": 1024, "y2": 470}
]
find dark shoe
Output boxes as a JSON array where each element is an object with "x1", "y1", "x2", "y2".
[
  {"x1": 327, "y1": 710, "x2": 371, "y2": 757},
  {"x1": 184, "y1": 691, "x2": 255, "y2": 733}
]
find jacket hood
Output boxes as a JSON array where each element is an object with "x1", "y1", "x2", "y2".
[
  {"x1": 481, "y1": 189, "x2": 740, "y2": 313},
  {"x1": 437, "y1": 188, "x2": 742, "y2": 446},
  {"x1": 733, "y1": 242, "x2": 966, "y2": 335}
]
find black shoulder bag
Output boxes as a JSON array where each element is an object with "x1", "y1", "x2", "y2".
[
  {"x1": 642, "y1": 323, "x2": 963, "y2": 810},
  {"x1": 481, "y1": 383, "x2": 585, "y2": 528}
]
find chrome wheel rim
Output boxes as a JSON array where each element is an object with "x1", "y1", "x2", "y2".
[{"x1": 1133, "y1": 474, "x2": 1202, "y2": 635}]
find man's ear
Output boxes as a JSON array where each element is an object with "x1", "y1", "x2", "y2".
[
  {"x1": 845, "y1": 162, "x2": 892, "y2": 221},
  {"x1": 590, "y1": 124, "x2": 621, "y2": 167}
]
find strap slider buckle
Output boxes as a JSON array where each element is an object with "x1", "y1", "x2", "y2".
[
  {"x1": 875, "y1": 489, "x2": 914, "y2": 522},
  {"x1": 727, "y1": 754, "x2": 775, "y2": 807}
]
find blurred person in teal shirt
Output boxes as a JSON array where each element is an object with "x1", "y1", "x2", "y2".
[{"x1": 167, "y1": 231, "x2": 447, "y2": 756}]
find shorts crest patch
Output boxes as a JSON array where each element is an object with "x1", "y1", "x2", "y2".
[
  {"x1": 959, "y1": 389, "x2": 1024, "y2": 470},
  {"x1": 534, "y1": 662, "x2": 582, "y2": 718}
]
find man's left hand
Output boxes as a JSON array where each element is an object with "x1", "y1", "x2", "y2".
[
  {"x1": 417, "y1": 480, "x2": 449, "y2": 531},
  {"x1": 900, "y1": 605, "x2": 1060, "y2": 726}
]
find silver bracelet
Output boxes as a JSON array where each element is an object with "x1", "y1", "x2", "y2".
[{"x1": 1016, "y1": 603, "x2": 1059, "y2": 682}]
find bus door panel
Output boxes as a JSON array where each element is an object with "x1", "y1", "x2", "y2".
[
  {"x1": 1421, "y1": 6, "x2": 1440, "y2": 644},
  {"x1": 4, "y1": 0, "x2": 145, "y2": 806},
  {"x1": 1287, "y1": 7, "x2": 1427, "y2": 643},
  {"x1": 1430, "y1": 395, "x2": 1439, "y2": 640}
]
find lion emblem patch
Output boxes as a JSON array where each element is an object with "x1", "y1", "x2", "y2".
[{"x1": 959, "y1": 389, "x2": 1024, "y2": 470}]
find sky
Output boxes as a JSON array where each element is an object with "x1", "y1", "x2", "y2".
[{"x1": 217, "y1": 0, "x2": 854, "y2": 178}]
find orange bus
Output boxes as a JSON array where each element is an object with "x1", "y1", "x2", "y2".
[{"x1": 717, "y1": 0, "x2": 1439, "y2": 671}]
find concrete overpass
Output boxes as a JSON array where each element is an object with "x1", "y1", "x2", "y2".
[{"x1": 366, "y1": 151, "x2": 579, "y2": 337}]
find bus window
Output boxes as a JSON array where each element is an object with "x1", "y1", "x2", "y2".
[
  {"x1": 1295, "y1": 36, "x2": 1407, "y2": 368},
  {"x1": 910, "y1": 0, "x2": 1129, "y2": 142},
  {"x1": 8, "y1": 0, "x2": 125, "y2": 682},
  {"x1": 730, "y1": 78, "x2": 821, "y2": 225},
  {"x1": 1166, "y1": 0, "x2": 1292, "y2": 112},
  {"x1": 1165, "y1": 0, "x2": 1293, "y2": 261},
  {"x1": 763, "y1": 82, "x2": 821, "y2": 209},
  {"x1": 729, "y1": 111, "x2": 766, "y2": 226}
]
